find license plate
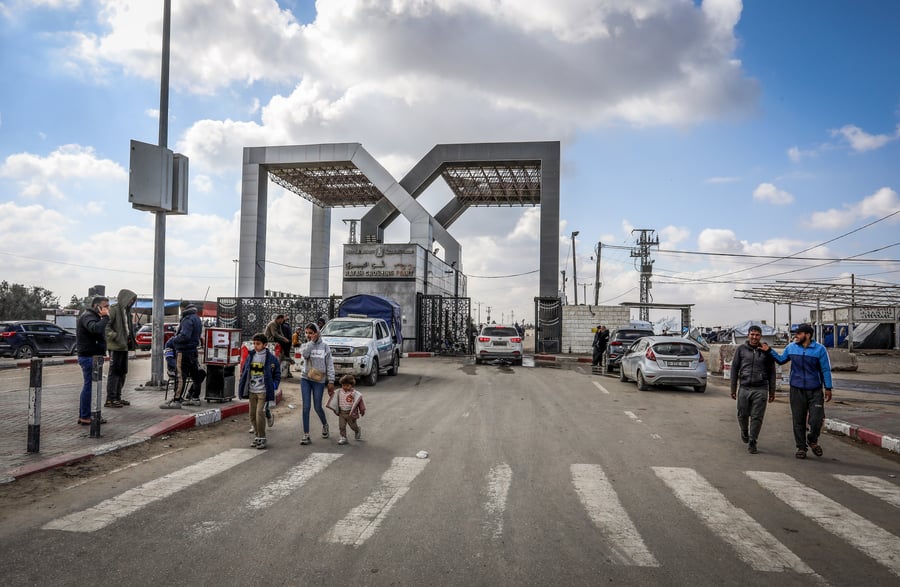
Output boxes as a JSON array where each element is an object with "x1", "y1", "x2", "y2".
[
  {"x1": 667, "y1": 361, "x2": 689, "y2": 367},
  {"x1": 493, "y1": 341, "x2": 507, "y2": 346}
]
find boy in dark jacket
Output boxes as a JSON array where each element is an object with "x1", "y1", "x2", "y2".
[
  {"x1": 238, "y1": 333, "x2": 281, "y2": 449},
  {"x1": 730, "y1": 325, "x2": 776, "y2": 454}
]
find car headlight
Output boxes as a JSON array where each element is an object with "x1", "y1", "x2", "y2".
[{"x1": 350, "y1": 346, "x2": 368, "y2": 357}]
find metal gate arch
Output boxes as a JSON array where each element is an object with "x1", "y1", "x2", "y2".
[
  {"x1": 217, "y1": 296, "x2": 341, "y2": 341},
  {"x1": 416, "y1": 294, "x2": 472, "y2": 354},
  {"x1": 534, "y1": 296, "x2": 562, "y2": 354}
]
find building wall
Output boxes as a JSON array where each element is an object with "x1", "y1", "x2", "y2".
[{"x1": 560, "y1": 305, "x2": 631, "y2": 354}]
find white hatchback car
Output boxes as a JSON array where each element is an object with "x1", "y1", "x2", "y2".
[{"x1": 475, "y1": 325, "x2": 523, "y2": 365}]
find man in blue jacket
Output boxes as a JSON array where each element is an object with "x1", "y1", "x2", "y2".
[
  {"x1": 160, "y1": 301, "x2": 206, "y2": 409},
  {"x1": 762, "y1": 324, "x2": 833, "y2": 459}
]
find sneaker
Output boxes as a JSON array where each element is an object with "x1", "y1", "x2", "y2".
[
  {"x1": 300, "y1": 434, "x2": 311, "y2": 445},
  {"x1": 338, "y1": 436, "x2": 347, "y2": 445},
  {"x1": 322, "y1": 424, "x2": 329, "y2": 439},
  {"x1": 251, "y1": 437, "x2": 260, "y2": 447},
  {"x1": 160, "y1": 399, "x2": 183, "y2": 409},
  {"x1": 249, "y1": 427, "x2": 256, "y2": 434},
  {"x1": 256, "y1": 438, "x2": 267, "y2": 450},
  {"x1": 355, "y1": 428, "x2": 361, "y2": 441},
  {"x1": 748, "y1": 442, "x2": 758, "y2": 454},
  {"x1": 184, "y1": 398, "x2": 201, "y2": 406}
]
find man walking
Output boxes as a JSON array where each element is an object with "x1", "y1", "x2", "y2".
[
  {"x1": 591, "y1": 325, "x2": 608, "y2": 367},
  {"x1": 762, "y1": 324, "x2": 833, "y2": 459},
  {"x1": 160, "y1": 301, "x2": 206, "y2": 408},
  {"x1": 730, "y1": 325, "x2": 776, "y2": 454},
  {"x1": 105, "y1": 288, "x2": 137, "y2": 408},
  {"x1": 76, "y1": 296, "x2": 110, "y2": 425},
  {"x1": 265, "y1": 314, "x2": 292, "y2": 362}
]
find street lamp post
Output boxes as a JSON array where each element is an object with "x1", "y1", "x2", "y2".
[
  {"x1": 560, "y1": 270, "x2": 566, "y2": 304},
  {"x1": 571, "y1": 231, "x2": 580, "y2": 305}
]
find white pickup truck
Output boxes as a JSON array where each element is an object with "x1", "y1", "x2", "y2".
[{"x1": 319, "y1": 316, "x2": 400, "y2": 386}]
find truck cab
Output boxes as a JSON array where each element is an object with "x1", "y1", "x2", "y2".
[{"x1": 319, "y1": 316, "x2": 400, "y2": 386}]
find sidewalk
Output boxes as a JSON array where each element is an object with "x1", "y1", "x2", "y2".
[{"x1": 0, "y1": 356, "x2": 279, "y2": 484}]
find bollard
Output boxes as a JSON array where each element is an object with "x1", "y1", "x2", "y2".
[
  {"x1": 90, "y1": 355, "x2": 104, "y2": 438},
  {"x1": 27, "y1": 358, "x2": 43, "y2": 453}
]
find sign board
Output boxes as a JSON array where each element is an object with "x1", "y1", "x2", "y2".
[
  {"x1": 343, "y1": 245, "x2": 418, "y2": 279},
  {"x1": 203, "y1": 327, "x2": 242, "y2": 365},
  {"x1": 852, "y1": 306, "x2": 897, "y2": 322}
]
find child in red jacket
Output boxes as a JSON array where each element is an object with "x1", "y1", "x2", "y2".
[{"x1": 327, "y1": 374, "x2": 365, "y2": 445}]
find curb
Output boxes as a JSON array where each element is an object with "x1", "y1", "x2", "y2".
[
  {"x1": 824, "y1": 418, "x2": 900, "y2": 454},
  {"x1": 1, "y1": 352, "x2": 154, "y2": 371},
  {"x1": 1, "y1": 390, "x2": 282, "y2": 483}
]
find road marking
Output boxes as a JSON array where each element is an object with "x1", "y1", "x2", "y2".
[
  {"x1": 571, "y1": 464, "x2": 658, "y2": 567},
  {"x1": 483, "y1": 463, "x2": 512, "y2": 539},
  {"x1": 654, "y1": 467, "x2": 815, "y2": 575},
  {"x1": 624, "y1": 411, "x2": 642, "y2": 423},
  {"x1": 63, "y1": 448, "x2": 185, "y2": 491},
  {"x1": 592, "y1": 381, "x2": 610, "y2": 394},
  {"x1": 247, "y1": 452, "x2": 343, "y2": 511},
  {"x1": 650, "y1": 433, "x2": 662, "y2": 441},
  {"x1": 749, "y1": 471, "x2": 900, "y2": 577},
  {"x1": 43, "y1": 449, "x2": 261, "y2": 533},
  {"x1": 324, "y1": 456, "x2": 428, "y2": 547},
  {"x1": 834, "y1": 475, "x2": 900, "y2": 509}
]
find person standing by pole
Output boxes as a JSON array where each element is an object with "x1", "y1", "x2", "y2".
[
  {"x1": 730, "y1": 325, "x2": 776, "y2": 454},
  {"x1": 591, "y1": 325, "x2": 608, "y2": 367},
  {"x1": 76, "y1": 297, "x2": 110, "y2": 426},
  {"x1": 105, "y1": 288, "x2": 137, "y2": 408},
  {"x1": 761, "y1": 323, "x2": 833, "y2": 459}
]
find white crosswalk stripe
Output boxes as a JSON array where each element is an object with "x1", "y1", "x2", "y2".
[
  {"x1": 324, "y1": 456, "x2": 429, "y2": 547},
  {"x1": 571, "y1": 464, "x2": 658, "y2": 567},
  {"x1": 653, "y1": 467, "x2": 816, "y2": 576},
  {"x1": 833, "y1": 474, "x2": 900, "y2": 509},
  {"x1": 247, "y1": 452, "x2": 343, "y2": 511},
  {"x1": 483, "y1": 463, "x2": 512, "y2": 539},
  {"x1": 748, "y1": 471, "x2": 900, "y2": 578},
  {"x1": 43, "y1": 449, "x2": 262, "y2": 533}
]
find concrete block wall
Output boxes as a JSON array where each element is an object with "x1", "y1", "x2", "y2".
[{"x1": 560, "y1": 305, "x2": 630, "y2": 354}]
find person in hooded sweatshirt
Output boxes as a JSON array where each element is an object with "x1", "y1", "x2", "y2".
[
  {"x1": 160, "y1": 300, "x2": 206, "y2": 408},
  {"x1": 104, "y1": 288, "x2": 137, "y2": 408}
]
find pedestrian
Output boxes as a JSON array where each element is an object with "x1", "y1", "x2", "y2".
[
  {"x1": 160, "y1": 301, "x2": 207, "y2": 408},
  {"x1": 75, "y1": 296, "x2": 110, "y2": 425},
  {"x1": 265, "y1": 314, "x2": 292, "y2": 362},
  {"x1": 730, "y1": 324, "x2": 776, "y2": 454},
  {"x1": 317, "y1": 315, "x2": 327, "y2": 331},
  {"x1": 104, "y1": 288, "x2": 137, "y2": 408},
  {"x1": 591, "y1": 325, "x2": 608, "y2": 366},
  {"x1": 238, "y1": 333, "x2": 280, "y2": 450},
  {"x1": 327, "y1": 374, "x2": 366, "y2": 445},
  {"x1": 761, "y1": 324, "x2": 833, "y2": 459},
  {"x1": 298, "y1": 322, "x2": 335, "y2": 445},
  {"x1": 280, "y1": 316, "x2": 294, "y2": 378}
]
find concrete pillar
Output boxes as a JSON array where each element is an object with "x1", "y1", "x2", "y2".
[{"x1": 309, "y1": 205, "x2": 331, "y2": 296}]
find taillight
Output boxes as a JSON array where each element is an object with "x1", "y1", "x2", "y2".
[
  {"x1": 511, "y1": 337, "x2": 522, "y2": 343},
  {"x1": 698, "y1": 353, "x2": 705, "y2": 363},
  {"x1": 478, "y1": 336, "x2": 490, "y2": 342},
  {"x1": 0, "y1": 332, "x2": 15, "y2": 338},
  {"x1": 610, "y1": 341, "x2": 622, "y2": 346},
  {"x1": 646, "y1": 347, "x2": 656, "y2": 361}
]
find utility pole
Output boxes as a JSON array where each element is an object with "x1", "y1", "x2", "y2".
[
  {"x1": 594, "y1": 242, "x2": 601, "y2": 306},
  {"x1": 560, "y1": 270, "x2": 567, "y2": 304},
  {"x1": 571, "y1": 231, "x2": 580, "y2": 305},
  {"x1": 630, "y1": 229, "x2": 659, "y2": 322}
]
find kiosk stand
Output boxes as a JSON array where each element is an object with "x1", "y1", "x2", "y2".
[{"x1": 204, "y1": 327, "x2": 242, "y2": 402}]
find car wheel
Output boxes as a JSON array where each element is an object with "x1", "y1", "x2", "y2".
[
  {"x1": 15, "y1": 344, "x2": 35, "y2": 359},
  {"x1": 475, "y1": 357, "x2": 482, "y2": 365},
  {"x1": 387, "y1": 352, "x2": 399, "y2": 376},
  {"x1": 603, "y1": 356, "x2": 611, "y2": 373},
  {"x1": 694, "y1": 384, "x2": 707, "y2": 393},
  {"x1": 619, "y1": 366, "x2": 628, "y2": 382},
  {"x1": 365, "y1": 358, "x2": 379, "y2": 386},
  {"x1": 636, "y1": 370, "x2": 649, "y2": 391}
]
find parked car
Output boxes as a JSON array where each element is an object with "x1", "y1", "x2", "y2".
[
  {"x1": 602, "y1": 325, "x2": 655, "y2": 373},
  {"x1": 319, "y1": 316, "x2": 400, "y2": 386},
  {"x1": 475, "y1": 325, "x2": 523, "y2": 365},
  {"x1": 134, "y1": 323, "x2": 177, "y2": 350},
  {"x1": 619, "y1": 336, "x2": 707, "y2": 393},
  {"x1": 0, "y1": 320, "x2": 77, "y2": 359}
]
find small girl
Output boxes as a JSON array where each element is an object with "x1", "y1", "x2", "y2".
[{"x1": 327, "y1": 374, "x2": 366, "y2": 445}]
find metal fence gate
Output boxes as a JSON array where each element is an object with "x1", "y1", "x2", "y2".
[
  {"x1": 534, "y1": 296, "x2": 562, "y2": 354},
  {"x1": 416, "y1": 294, "x2": 472, "y2": 355},
  {"x1": 217, "y1": 296, "x2": 341, "y2": 341}
]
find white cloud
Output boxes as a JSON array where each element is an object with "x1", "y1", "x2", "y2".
[
  {"x1": 705, "y1": 176, "x2": 740, "y2": 184},
  {"x1": 192, "y1": 174, "x2": 213, "y2": 194},
  {"x1": 831, "y1": 124, "x2": 900, "y2": 153},
  {"x1": 752, "y1": 182, "x2": 794, "y2": 205},
  {"x1": 145, "y1": 108, "x2": 160, "y2": 120},
  {"x1": 659, "y1": 225, "x2": 690, "y2": 247},
  {"x1": 808, "y1": 187, "x2": 900, "y2": 229},
  {"x1": 0, "y1": 144, "x2": 127, "y2": 198}
]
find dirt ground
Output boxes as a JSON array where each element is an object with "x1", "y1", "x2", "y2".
[{"x1": 853, "y1": 351, "x2": 900, "y2": 375}]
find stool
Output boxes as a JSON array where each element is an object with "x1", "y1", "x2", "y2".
[{"x1": 164, "y1": 370, "x2": 192, "y2": 402}]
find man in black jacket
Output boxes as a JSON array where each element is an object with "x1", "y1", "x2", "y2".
[
  {"x1": 730, "y1": 325, "x2": 776, "y2": 454},
  {"x1": 76, "y1": 297, "x2": 110, "y2": 425},
  {"x1": 591, "y1": 325, "x2": 608, "y2": 366},
  {"x1": 161, "y1": 301, "x2": 206, "y2": 408}
]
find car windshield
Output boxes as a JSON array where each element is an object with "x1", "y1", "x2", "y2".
[
  {"x1": 322, "y1": 321, "x2": 373, "y2": 338},
  {"x1": 482, "y1": 327, "x2": 518, "y2": 337},
  {"x1": 651, "y1": 342, "x2": 698, "y2": 357},
  {"x1": 617, "y1": 330, "x2": 652, "y2": 341}
]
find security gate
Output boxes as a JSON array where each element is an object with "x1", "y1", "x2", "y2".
[
  {"x1": 217, "y1": 296, "x2": 341, "y2": 341},
  {"x1": 416, "y1": 294, "x2": 472, "y2": 354},
  {"x1": 534, "y1": 296, "x2": 562, "y2": 353}
]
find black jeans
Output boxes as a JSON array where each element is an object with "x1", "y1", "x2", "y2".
[
  {"x1": 106, "y1": 350, "x2": 129, "y2": 402},
  {"x1": 789, "y1": 386, "x2": 825, "y2": 450}
]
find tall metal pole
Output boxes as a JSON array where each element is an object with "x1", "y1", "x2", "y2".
[
  {"x1": 594, "y1": 242, "x2": 601, "y2": 306},
  {"x1": 149, "y1": 0, "x2": 171, "y2": 387},
  {"x1": 571, "y1": 231, "x2": 579, "y2": 305}
]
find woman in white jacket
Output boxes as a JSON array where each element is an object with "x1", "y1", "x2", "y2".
[{"x1": 299, "y1": 322, "x2": 335, "y2": 445}]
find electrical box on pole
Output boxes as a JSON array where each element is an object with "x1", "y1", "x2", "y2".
[{"x1": 630, "y1": 229, "x2": 659, "y2": 322}]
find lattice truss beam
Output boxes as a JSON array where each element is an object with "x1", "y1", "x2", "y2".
[
  {"x1": 441, "y1": 161, "x2": 542, "y2": 206},
  {"x1": 735, "y1": 282, "x2": 900, "y2": 308},
  {"x1": 268, "y1": 163, "x2": 383, "y2": 207}
]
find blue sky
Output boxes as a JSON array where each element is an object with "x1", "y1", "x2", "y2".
[{"x1": 1, "y1": 0, "x2": 898, "y2": 328}]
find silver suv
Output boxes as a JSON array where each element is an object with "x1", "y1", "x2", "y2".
[
  {"x1": 319, "y1": 317, "x2": 400, "y2": 386},
  {"x1": 601, "y1": 326, "x2": 655, "y2": 373}
]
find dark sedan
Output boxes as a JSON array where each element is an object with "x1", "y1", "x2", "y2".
[{"x1": 0, "y1": 320, "x2": 77, "y2": 359}]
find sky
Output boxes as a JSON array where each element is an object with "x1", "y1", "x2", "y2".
[{"x1": 1, "y1": 0, "x2": 899, "y2": 330}]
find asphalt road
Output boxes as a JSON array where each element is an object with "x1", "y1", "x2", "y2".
[{"x1": 1, "y1": 358, "x2": 899, "y2": 585}]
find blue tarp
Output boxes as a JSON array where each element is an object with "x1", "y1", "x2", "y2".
[
  {"x1": 132, "y1": 298, "x2": 182, "y2": 315},
  {"x1": 338, "y1": 294, "x2": 403, "y2": 347}
]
